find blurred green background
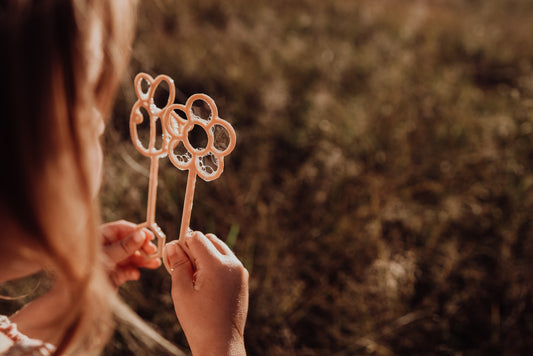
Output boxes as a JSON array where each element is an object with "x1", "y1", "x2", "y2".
[{"x1": 101, "y1": 0, "x2": 533, "y2": 355}]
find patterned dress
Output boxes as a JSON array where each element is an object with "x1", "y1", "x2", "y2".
[{"x1": 0, "y1": 316, "x2": 55, "y2": 356}]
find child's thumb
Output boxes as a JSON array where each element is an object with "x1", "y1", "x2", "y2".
[{"x1": 164, "y1": 242, "x2": 194, "y2": 293}]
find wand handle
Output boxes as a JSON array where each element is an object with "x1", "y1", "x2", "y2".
[
  {"x1": 179, "y1": 169, "x2": 197, "y2": 241},
  {"x1": 146, "y1": 156, "x2": 159, "y2": 225}
]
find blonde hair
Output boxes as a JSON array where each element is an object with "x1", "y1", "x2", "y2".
[{"x1": 0, "y1": 0, "x2": 137, "y2": 354}]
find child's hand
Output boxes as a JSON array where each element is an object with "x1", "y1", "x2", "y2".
[
  {"x1": 164, "y1": 231, "x2": 249, "y2": 356},
  {"x1": 101, "y1": 220, "x2": 161, "y2": 288}
]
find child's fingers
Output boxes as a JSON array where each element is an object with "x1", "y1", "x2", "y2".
[
  {"x1": 100, "y1": 220, "x2": 138, "y2": 244},
  {"x1": 205, "y1": 233, "x2": 234, "y2": 256},
  {"x1": 142, "y1": 241, "x2": 158, "y2": 256},
  {"x1": 109, "y1": 266, "x2": 141, "y2": 288},
  {"x1": 104, "y1": 229, "x2": 145, "y2": 263},
  {"x1": 143, "y1": 258, "x2": 162, "y2": 269},
  {"x1": 140, "y1": 228, "x2": 156, "y2": 252},
  {"x1": 165, "y1": 242, "x2": 194, "y2": 292},
  {"x1": 141, "y1": 243, "x2": 158, "y2": 257},
  {"x1": 184, "y1": 231, "x2": 222, "y2": 265},
  {"x1": 121, "y1": 253, "x2": 162, "y2": 269}
]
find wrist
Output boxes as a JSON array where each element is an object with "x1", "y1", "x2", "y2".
[{"x1": 189, "y1": 332, "x2": 245, "y2": 356}]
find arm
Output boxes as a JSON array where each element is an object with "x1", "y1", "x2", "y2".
[{"x1": 164, "y1": 231, "x2": 249, "y2": 356}]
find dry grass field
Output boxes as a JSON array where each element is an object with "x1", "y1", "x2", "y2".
[{"x1": 104, "y1": 0, "x2": 533, "y2": 354}]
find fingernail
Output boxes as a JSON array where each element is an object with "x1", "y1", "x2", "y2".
[
  {"x1": 142, "y1": 229, "x2": 152, "y2": 241},
  {"x1": 133, "y1": 231, "x2": 144, "y2": 244}
]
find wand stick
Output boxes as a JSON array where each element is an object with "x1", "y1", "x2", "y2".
[{"x1": 179, "y1": 169, "x2": 197, "y2": 241}]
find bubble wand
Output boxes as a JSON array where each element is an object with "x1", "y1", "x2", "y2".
[
  {"x1": 163, "y1": 94, "x2": 236, "y2": 241},
  {"x1": 130, "y1": 73, "x2": 175, "y2": 258}
]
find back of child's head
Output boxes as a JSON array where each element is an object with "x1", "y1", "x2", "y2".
[{"x1": 0, "y1": 0, "x2": 135, "y2": 353}]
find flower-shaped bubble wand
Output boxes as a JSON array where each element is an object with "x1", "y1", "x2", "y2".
[
  {"x1": 163, "y1": 94, "x2": 236, "y2": 241},
  {"x1": 130, "y1": 73, "x2": 175, "y2": 259}
]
